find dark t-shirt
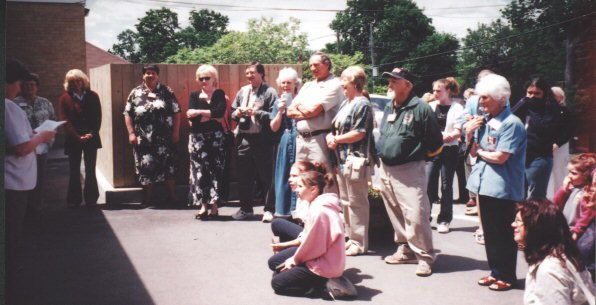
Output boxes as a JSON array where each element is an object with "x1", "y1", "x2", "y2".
[
  {"x1": 188, "y1": 89, "x2": 226, "y2": 133},
  {"x1": 435, "y1": 104, "x2": 450, "y2": 131}
]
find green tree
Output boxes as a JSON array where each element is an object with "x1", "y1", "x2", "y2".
[
  {"x1": 167, "y1": 17, "x2": 309, "y2": 65},
  {"x1": 328, "y1": 0, "x2": 459, "y2": 94},
  {"x1": 135, "y1": 8, "x2": 181, "y2": 63},
  {"x1": 110, "y1": 7, "x2": 230, "y2": 63},
  {"x1": 109, "y1": 29, "x2": 141, "y2": 63}
]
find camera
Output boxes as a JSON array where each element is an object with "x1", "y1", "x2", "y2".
[{"x1": 238, "y1": 112, "x2": 251, "y2": 130}]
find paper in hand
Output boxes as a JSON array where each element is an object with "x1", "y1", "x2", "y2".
[{"x1": 34, "y1": 120, "x2": 67, "y2": 132}]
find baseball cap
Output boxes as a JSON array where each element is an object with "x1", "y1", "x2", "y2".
[{"x1": 382, "y1": 67, "x2": 416, "y2": 83}]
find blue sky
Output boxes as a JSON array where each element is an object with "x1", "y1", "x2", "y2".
[{"x1": 85, "y1": 0, "x2": 509, "y2": 52}]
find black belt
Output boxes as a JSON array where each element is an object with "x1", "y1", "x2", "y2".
[{"x1": 298, "y1": 129, "x2": 331, "y2": 139}]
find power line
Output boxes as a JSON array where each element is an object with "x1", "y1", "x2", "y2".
[
  {"x1": 121, "y1": 0, "x2": 506, "y2": 13},
  {"x1": 377, "y1": 10, "x2": 596, "y2": 68}
]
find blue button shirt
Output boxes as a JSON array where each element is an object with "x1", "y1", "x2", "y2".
[{"x1": 466, "y1": 106, "x2": 527, "y2": 201}]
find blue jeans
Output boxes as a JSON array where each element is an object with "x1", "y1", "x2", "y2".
[
  {"x1": 577, "y1": 221, "x2": 595, "y2": 279},
  {"x1": 525, "y1": 156, "x2": 553, "y2": 199},
  {"x1": 426, "y1": 145, "x2": 458, "y2": 223},
  {"x1": 274, "y1": 128, "x2": 297, "y2": 216}
]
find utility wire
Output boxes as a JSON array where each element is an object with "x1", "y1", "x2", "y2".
[{"x1": 377, "y1": 10, "x2": 596, "y2": 68}]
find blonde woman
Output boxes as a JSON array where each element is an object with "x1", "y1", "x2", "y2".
[
  {"x1": 187, "y1": 65, "x2": 227, "y2": 219},
  {"x1": 326, "y1": 66, "x2": 374, "y2": 256},
  {"x1": 58, "y1": 69, "x2": 102, "y2": 207}
]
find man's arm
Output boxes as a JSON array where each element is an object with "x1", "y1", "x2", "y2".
[{"x1": 287, "y1": 103, "x2": 324, "y2": 120}]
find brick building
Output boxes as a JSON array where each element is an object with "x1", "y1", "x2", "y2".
[{"x1": 6, "y1": 0, "x2": 87, "y2": 104}]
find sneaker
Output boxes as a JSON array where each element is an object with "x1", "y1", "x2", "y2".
[
  {"x1": 437, "y1": 222, "x2": 450, "y2": 234},
  {"x1": 325, "y1": 275, "x2": 358, "y2": 300},
  {"x1": 475, "y1": 231, "x2": 485, "y2": 245},
  {"x1": 466, "y1": 199, "x2": 477, "y2": 207},
  {"x1": 232, "y1": 209, "x2": 253, "y2": 220},
  {"x1": 262, "y1": 211, "x2": 274, "y2": 223},
  {"x1": 415, "y1": 261, "x2": 433, "y2": 277},
  {"x1": 384, "y1": 247, "x2": 418, "y2": 264},
  {"x1": 345, "y1": 243, "x2": 365, "y2": 256},
  {"x1": 465, "y1": 206, "x2": 478, "y2": 216}
]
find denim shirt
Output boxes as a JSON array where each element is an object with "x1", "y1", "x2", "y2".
[
  {"x1": 331, "y1": 96, "x2": 374, "y2": 165},
  {"x1": 466, "y1": 106, "x2": 527, "y2": 201}
]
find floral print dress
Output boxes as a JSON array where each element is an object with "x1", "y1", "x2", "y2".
[
  {"x1": 124, "y1": 83, "x2": 180, "y2": 185},
  {"x1": 187, "y1": 89, "x2": 227, "y2": 206}
]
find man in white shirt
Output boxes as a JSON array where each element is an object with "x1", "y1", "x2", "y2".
[
  {"x1": 4, "y1": 58, "x2": 55, "y2": 289},
  {"x1": 287, "y1": 52, "x2": 345, "y2": 164}
]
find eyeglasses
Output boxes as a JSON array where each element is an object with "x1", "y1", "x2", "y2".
[{"x1": 199, "y1": 77, "x2": 211, "y2": 81}]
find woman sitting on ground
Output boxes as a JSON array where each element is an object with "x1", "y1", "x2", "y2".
[
  {"x1": 267, "y1": 164, "x2": 345, "y2": 298},
  {"x1": 513, "y1": 199, "x2": 595, "y2": 305}
]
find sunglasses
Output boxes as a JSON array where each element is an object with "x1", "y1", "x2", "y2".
[{"x1": 199, "y1": 77, "x2": 211, "y2": 81}]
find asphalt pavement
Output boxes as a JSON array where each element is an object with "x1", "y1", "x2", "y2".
[{"x1": 7, "y1": 156, "x2": 528, "y2": 305}]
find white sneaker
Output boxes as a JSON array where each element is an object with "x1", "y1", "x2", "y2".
[
  {"x1": 415, "y1": 260, "x2": 433, "y2": 277},
  {"x1": 262, "y1": 211, "x2": 274, "y2": 223},
  {"x1": 232, "y1": 209, "x2": 253, "y2": 220},
  {"x1": 437, "y1": 222, "x2": 450, "y2": 234}
]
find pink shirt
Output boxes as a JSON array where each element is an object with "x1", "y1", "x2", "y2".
[{"x1": 291, "y1": 193, "x2": 345, "y2": 278}]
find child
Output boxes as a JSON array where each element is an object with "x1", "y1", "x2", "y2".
[{"x1": 552, "y1": 153, "x2": 595, "y2": 277}]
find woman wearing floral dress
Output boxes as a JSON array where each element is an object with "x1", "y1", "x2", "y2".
[
  {"x1": 270, "y1": 67, "x2": 302, "y2": 219},
  {"x1": 187, "y1": 65, "x2": 227, "y2": 219},
  {"x1": 124, "y1": 65, "x2": 181, "y2": 207}
]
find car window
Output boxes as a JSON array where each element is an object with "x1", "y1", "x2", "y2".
[{"x1": 370, "y1": 96, "x2": 391, "y2": 111}]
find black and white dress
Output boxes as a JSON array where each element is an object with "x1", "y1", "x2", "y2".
[{"x1": 187, "y1": 89, "x2": 227, "y2": 206}]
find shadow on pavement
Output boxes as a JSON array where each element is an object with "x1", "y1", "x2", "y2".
[
  {"x1": 433, "y1": 254, "x2": 490, "y2": 273},
  {"x1": 8, "y1": 208, "x2": 156, "y2": 305},
  {"x1": 7, "y1": 158, "x2": 155, "y2": 305},
  {"x1": 344, "y1": 268, "x2": 382, "y2": 302}
]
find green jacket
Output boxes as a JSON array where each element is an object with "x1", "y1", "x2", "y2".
[{"x1": 376, "y1": 92, "x2": 443, "y2": 166}]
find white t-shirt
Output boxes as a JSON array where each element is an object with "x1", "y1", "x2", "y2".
[
  {"x1": 294, "y1": 74, "x2": 345, "y2": 133},
  {"x1": 5, "y1": 98, "x2": 37, "y2": 190}
]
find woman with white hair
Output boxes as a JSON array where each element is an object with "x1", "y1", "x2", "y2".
[
  {"x1": 465, "y1": 74, "x2": 527, "y2": 291},
  {"x1": 548, "y1": 86, "x2": 572, "y2": 198},
  {"x1": 187, "y1": 64, "x2": 227, "y2": 219},
  {"x1": 58, "y1": 69, "x2": 102, "y2": 207},
  {"x1": 270, "y1": 67, "x2": 302, "y2": 219}
]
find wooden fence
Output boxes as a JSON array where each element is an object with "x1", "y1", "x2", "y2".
[{"x1": 90, "y1": 63, "x2": 302, "y2": 188}]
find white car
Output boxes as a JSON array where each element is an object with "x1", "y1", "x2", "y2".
[{"x1": 367, "y1": 94, "x2": 392, "y2": 189}]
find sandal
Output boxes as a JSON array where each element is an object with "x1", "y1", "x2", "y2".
[
  {"x1": 478, "y1": 276, "x2": 497, "y2": 286},
  {"x1": 195, "y1": 206, "x2": 208, "y2": 220},
  {"x1": 208, "y1": 205, "x2": 219, "y2": 218},
  {"x1": 488, "y1": 280, "x2": 514, "y2": 291}
]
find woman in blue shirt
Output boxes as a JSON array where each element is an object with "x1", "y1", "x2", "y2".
[
  {"x1": 466, "y1": 74, "x2": 527, "y2": 291},
  {"x1": 270, "y1": 67, "x2": 302, "y2": 219}
]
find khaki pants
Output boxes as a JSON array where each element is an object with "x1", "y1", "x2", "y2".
[
  {"x1": 379, "y1": 160, "x2": 434, "y2": 264},
  {"x1": 336, "y1": 164, "x2": 370, "y2": 252},
  {"x1": 296, "y1": 133, "x2": 332, "y2": 165}
]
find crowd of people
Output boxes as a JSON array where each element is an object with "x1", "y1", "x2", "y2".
[{"x1": 5, "y1": 52, "x2": 595, "y2": 303}]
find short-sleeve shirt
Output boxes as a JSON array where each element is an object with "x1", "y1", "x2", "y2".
[
  {"x1": 466, "y1": 106, "x2": 527, "y2": 201},
  {"x1": 376, "y1": 93, "x2": 444, "y2": 166},
  {"x1": 293, "y1": 75, "x2": 345, "y2": 133},
  {"x1": 15, "y1": 96, "x2": 56, "y2": 154},
  {"x1": 5, "y1": 99, "x2": 37, "y2": 190},
  {"x1": 332, "y1": 96, "x2": 374, "y2": 164}
]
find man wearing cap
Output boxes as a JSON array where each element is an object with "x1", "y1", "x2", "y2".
[
  {"x1": 376, "y1": 67, "x2": 443, "y2": 276},
  {"x1": 4, "y1": 58, "x2": 55, "y2": 290},
  {"x1": 287, "y1": 51, "x2": 345, "y2": 164}
]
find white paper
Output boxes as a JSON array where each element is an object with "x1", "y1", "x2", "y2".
[
  {"x1": 34, "y1": 120, "x2": 66, "y2": 132},
  {"x1": 34, "y1": 120, "x2": 66, "y2": 154}
]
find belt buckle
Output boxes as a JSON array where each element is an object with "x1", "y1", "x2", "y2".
[{"x1": 301, "y1": 131, "x2": 313, "y2": 139}]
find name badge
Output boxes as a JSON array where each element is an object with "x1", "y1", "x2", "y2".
[
  {"x1": 387, "y1": 113, "x2": 397, "y2": 122},
  {"x1": 147, "y1": 92, "x2": 157, "y2": 99},
  {"x1": 402, "y1": 112, "x2": 413, "y2": 125},
  {"x1": 19, "y1": 103, "x2": 28, "y2": 107},
  {"x1": 486, "y1": 118, "x2": 502, "y2": 131}
]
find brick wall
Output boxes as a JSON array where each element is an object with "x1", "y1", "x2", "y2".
[
  {"x1": 6, "y1": 2, "x2": 87, "y2": 106},
  {"x1": 572, "y1": 18, "x2": 595, "y2": 152}
]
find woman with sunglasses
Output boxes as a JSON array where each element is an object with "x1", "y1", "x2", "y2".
[{"x1": 187, "y1": 65, "x2": 227, "y2": 219}]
